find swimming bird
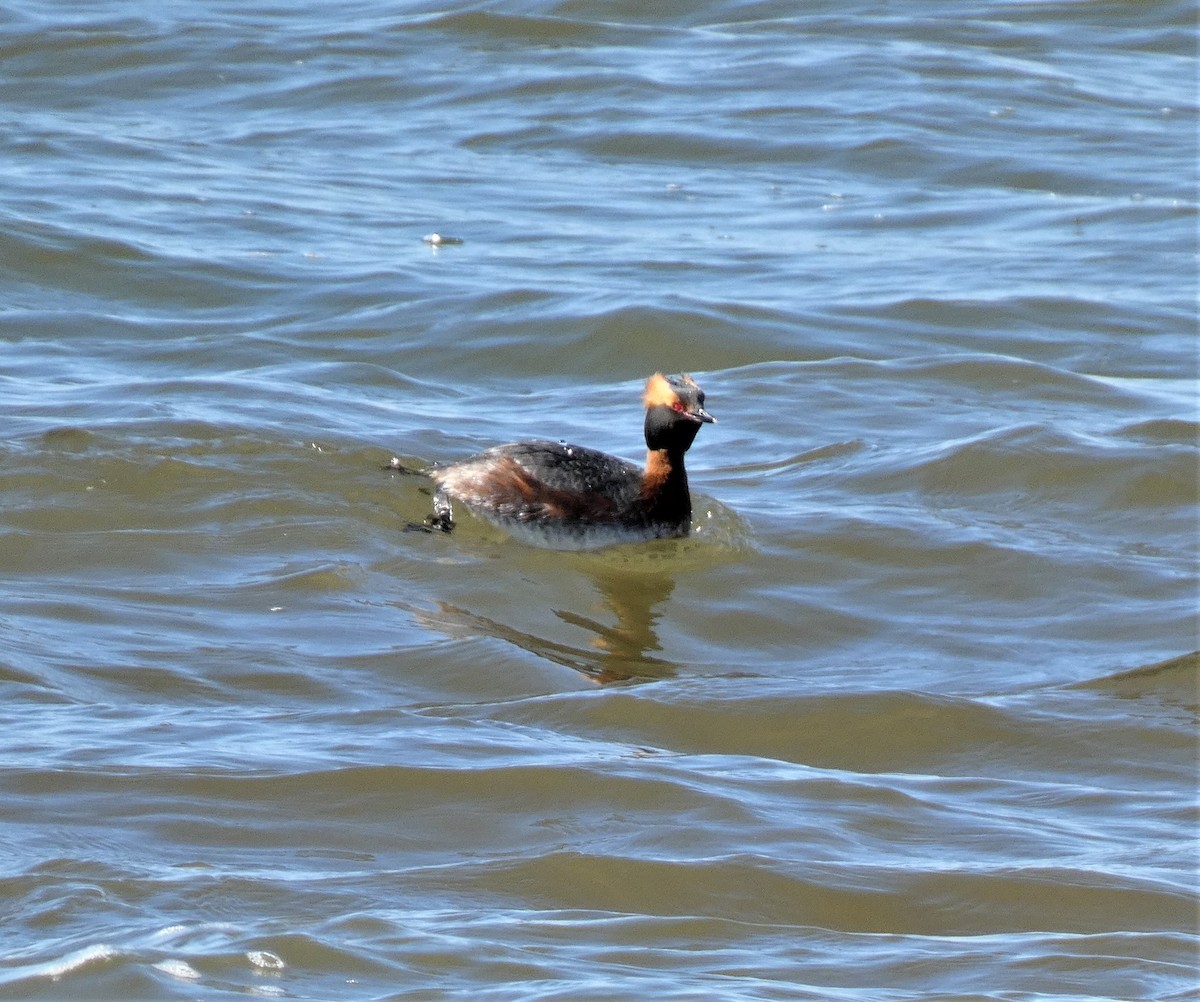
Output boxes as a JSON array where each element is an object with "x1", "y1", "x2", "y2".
[{"x1": 426, "y1": 373, "x2": 715, "y2": 550}]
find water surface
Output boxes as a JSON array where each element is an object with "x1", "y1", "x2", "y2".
[{"x1": 1, "y1": 1, "x2": 1196, "y2": 999}]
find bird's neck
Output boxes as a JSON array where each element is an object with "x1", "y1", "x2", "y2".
[{"x1": 641, "y1": 448, "x2": 691, "y2": 520}]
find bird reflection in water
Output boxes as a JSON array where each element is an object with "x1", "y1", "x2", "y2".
[{"x1": 411, "y1": 567, "x2": 678, "y2": 685}]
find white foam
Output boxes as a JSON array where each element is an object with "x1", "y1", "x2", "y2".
[
  {"x1": 153, "y1": 958, "x2": 202, "y2": 981},
  {"x1": 38, "y1": 943, "x2": 119, "y2": 981},
  {"x1": 247, "y1": 950, "x2": 286, "y2": 970}
]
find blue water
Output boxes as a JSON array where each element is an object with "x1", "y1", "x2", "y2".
[{"x1": 1, "y1": 2, "x2": 1196, "y2": 999}]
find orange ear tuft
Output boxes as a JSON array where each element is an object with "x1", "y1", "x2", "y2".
[{"x1": 643, "y1": 372, "x2": 678, "y2": 409}]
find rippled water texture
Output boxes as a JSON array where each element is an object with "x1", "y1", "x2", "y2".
[{"x1": 1, "y1": 1, "x2": 1196, "y2": 999}]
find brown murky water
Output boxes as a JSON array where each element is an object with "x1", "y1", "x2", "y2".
[{"x1": 1, "y1": 2, "x2": 1196, "y2": 998}]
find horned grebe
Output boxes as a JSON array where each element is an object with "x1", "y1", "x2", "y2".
[{"x1": 426, "y1": 373, "x2": 715, "y2": 550}]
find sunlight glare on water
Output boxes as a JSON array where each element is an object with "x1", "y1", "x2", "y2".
[{"x1": 0, "y1": 1, "x2": 1196, "y2": 999}]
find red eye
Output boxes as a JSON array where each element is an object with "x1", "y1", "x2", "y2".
[{"x1": 672, "y1": 402, "x2": 685, "y2": 413}]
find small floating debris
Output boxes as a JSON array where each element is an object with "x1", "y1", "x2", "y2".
[
  {"x1": 386, "y1": 456, "x2": 423, "y2": 474},
  {"x1": 422, "y1": 233, "x2": 463, "y2": 246}
]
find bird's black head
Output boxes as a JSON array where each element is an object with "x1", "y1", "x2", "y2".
[{"x1": 642, "y1": 373, "x2": 715, "y2": 453}]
